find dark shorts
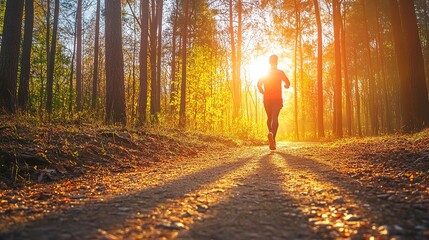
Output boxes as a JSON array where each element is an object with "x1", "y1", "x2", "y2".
[{"x1": 264, "y1": 98, "x2": 283, "y2": 110}]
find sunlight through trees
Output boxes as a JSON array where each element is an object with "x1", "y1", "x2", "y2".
[{"x1": 0, "y1": 0, "x2": 429, "y2": 139}]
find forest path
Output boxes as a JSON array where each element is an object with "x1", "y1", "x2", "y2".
[{"x1": 1, "y1": 143, "x2": 427, "y2": 239}]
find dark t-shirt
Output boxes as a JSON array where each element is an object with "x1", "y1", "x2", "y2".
[{"x1": 257, "y1": 68, "x2": 290, "y2": 102}]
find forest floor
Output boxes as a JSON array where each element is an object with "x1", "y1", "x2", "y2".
[{"x1": 0, "y1": 119, "x2": 428, "y2": 239}]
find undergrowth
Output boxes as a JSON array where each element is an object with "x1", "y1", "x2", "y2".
[{"x1": 0, "y1": 115, "x2": 255, "y2": 188}]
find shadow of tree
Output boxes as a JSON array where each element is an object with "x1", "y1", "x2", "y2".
[
  {"x1": 275, "y1": 152, "x2": 428, "y2": 238},
  {"x1": 0, "y1": 156, "x2": 254, "y2": 239},
  {"x1": 186, "y1": 153, "x2": 317, "y2": 239}
]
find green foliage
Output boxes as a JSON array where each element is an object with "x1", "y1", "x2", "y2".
[{"x1": 0, "y1": 0, "x2": 5, "y2": 34}]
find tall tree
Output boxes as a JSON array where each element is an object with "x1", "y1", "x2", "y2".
[
  {"x1": 398, "y1": 0, "x2": 429, "y2": 130},
  {"x1": 105, "y1": 0, "x2": 127, "y2": 124},
  {"x1": 293, "y1": 0, "x2": 300, "y2": 140},
  {"x1": 150, "y1": 0, "x2": 157, "y2": 121},
  {"x1": 46, "y1": 0, "x2": 59, "y2": 114},
  {"x1": 92, "y1": 0, "x2": 101, "y2": 109},
  {"x1": 333, "y1": 0, "x2": 343, "y2": 137},
  {"x1": 353, "y1": 48, "x2": 362, "y2": 136},
  {"x1": 229, "y1": 0, "x2": 239, "y2": 120},
  {"x1": 138, "y1": 0, "x2": 149, "y2": 124},
  {"x1": 179, "y1": 0, "x2": 189, "y2": 128},
  {"x1": 76, "y1": 0, "x2": 82, "y2": 111},
  {"x1": 156, "y1": 0, "x2": 163, "y2": 114},
  {"x1": 313, "y1": 0, "x2": 324, "y2": 137},
  {"x1": 169, "y1": 0, "x2": 179, "y2": 112},
  {"x1": 374, "y1": 1, "x2": 391, "y2": 133},
  {"x1": 0, "y1": 0, "x2": 24, "y2": 113},
  {"x1": 388, "y1": 0, "x2": 413, "y2": 131},
  {"x1": 46, "y1": 0, "x2": 50, "y2": 95},
  {"x1": 17, "y1": 0, "x2": 34, "y2": 111},
  {"x1": 68, "y1": 20, "x2": 77, "y2": 113},
  {"x1": 362, "y1": 0, "x2": 377, "y2": 135},
  {"x1": 235, "y1": 0, "x2": 243, "y2": 119},
  {"x1": 341, "y1": 6, "x2": 352, "y2": 136}
]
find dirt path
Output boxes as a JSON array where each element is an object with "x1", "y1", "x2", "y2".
[{"x1": 1, "y1": 143, "x2": 428, "y2": 239}]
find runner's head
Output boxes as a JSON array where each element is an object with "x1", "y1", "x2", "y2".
[{"x1": 269, "y1": 54, "x2": 278, "y2": 68}]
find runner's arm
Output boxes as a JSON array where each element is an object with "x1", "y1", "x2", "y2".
[{"x1": 282, "y1": 72, "x2": 291, "y2": 89}]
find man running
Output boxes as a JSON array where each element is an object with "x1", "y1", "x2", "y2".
[{"x1": 257, "y1": 54, "x2": 290, "y2": 150}]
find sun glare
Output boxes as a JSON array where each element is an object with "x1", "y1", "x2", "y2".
[
  {"x1": 246, "y1": 55, "x2": 270, "y2": 85},
  {"x1": 245, "y1": 51, "x2": 293, "y2": 86}
]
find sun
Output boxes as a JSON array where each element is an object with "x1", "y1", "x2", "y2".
[
  {"x1": 245, "y1": 55, "x2": 270, "y2": 85},
  {"x1": 244, "y1": 49, "x2": 293, "y2": 86}
]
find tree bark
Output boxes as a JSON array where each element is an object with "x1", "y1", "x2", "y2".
[
  {"x1": 18, "y1": 0, "x2": 34, "y2": 111},
  {"x1": 138, "y1": 0, "x2": 149, "y2": 124},
  {"x1": 68, "y1": 20, "x2": 77, "y2": 113},
  {"x1": 169, "y1": 0, "x2": 178, "y2": 113},
  {"x1": 76, "y1": 0, "x2": 82, "y2": 111},
  {"x1": 0, "y1": 0, "x2": 24, "y2": 113},
  {"x1": 388, "y1": 0, "x2": 413, "y2": 131},
  {"x1": 105, "y1": 0, "x2": 127, "y2": 124},
  {"x1": 156, "y1": 0, "x2": 163, "y2": 114},
  {"x1": 179, "y1": 0, "x2": 189, "y2": 128},
  {"x1": 92, "y1": 0, "x2": 101, "y2": 109},
  {"x1": 170, "y1": 0, "x2": 178, "y2": 113},
  {"x1": 229, "y1": 0, "x2": 239, "y2": 120},
  {"x1": 313, "y1": 0, "x2": 324, "y2": 138},
  {"x1": 293, "y1": 0, "x2": 300, "y2": 140},
  {"x1": 362, "y1": 0, "x2": 377, "y2": 136},
  {"x1": 46, "y1": 0, "x2": 59, "y2": 114},
  {"x1": 341, "y1": 8, "x2": 352, "y2": 136},
  {"x1": 352, "y1": 48, "x2": 362, "y2": 136},
  {"x1": 150, "y1": 0, "x2": 157, "y2": 121},
  {"x1": 375, "y1": 1, "x2": 392, "y2": 133},
  {"x1": 235, "y1": 0, "x2": 242, "y2": 119},
  {"x1": 333, "y1": 0, "x2": 343, "y2": 137},
  {"x1": 398, "y1": 0, "x2": 429, "y2": 130}
]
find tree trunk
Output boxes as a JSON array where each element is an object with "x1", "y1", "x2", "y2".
[
  {"x1": 375, "y1": 1, "x2": 392, "y2": 133},
  {"x1": 170, "y1": 0, "x2": 178, "y2": 113},
  {"x1": 156, "y1": 0, "x2": 163, "y2": 114},
  {"x1": 362, "y1": 0, "x2": 377, "y2": 136},
  {"x1": 333, "y1": 0, "x2": 343, "y2": 137},
  {"x1": 46, "y1": 0, "x2": 59, "y2": 114},
  {"x1": 105, "y1": 0, "x2": 126, "y2": 124},
  {"x1": 299, "y1": 30, "x2": 305, "y2": 136},
  {"x1": 313, "y1": 0, "x2": 324, "y2": 138},
  {"x1": 388, "y1": 0, "x2": 413, "y2": 131},
  {"x1": 341, "y1": 9, "x2": 352, "y2": 136},
  {"x1": 138, "y1": 0, "x2": 149, "y2": 124},
  {"x1": 0, "y1": 0, "x2": 24, "y2": 113},
  {"x1": 353, "y1": 48, "x2": 362, "y2": 136},
  {"x1": 293, "y1": 0, "x2": 300, "y2": 140},
  {"x1": 17, "y1": 0, "x2": 34, "y2": 111},
  {"x1": 398, "y1": 0, "x2": 429, "y2": 130},
  {"x1": 75, "y1": 0, "x2": 82, "y2": 111},
  {"x1": 92, "y1": 0, "x2": 101, "y2": 109},
  {"x1": 150, "y1": 0, "x2": 157, "y2": 122},
  {"x1": 229, "y1": 0, "x2": 238, "y2": 120},
  {"x1": 68, "y1": 20, "x2": 77, "y2": 113},
  {"x1": 46, "y1": 0, "x2": 50, "y2": 91},
  {"x1": 179, "y1": 0, "x2": 189, "y2": 128},
  {"x1": 235, "y1": 0, "x2": 242, "y2": 119}
]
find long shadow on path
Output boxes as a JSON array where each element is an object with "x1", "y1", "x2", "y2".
[
  {"x1": 0, "y1": 156, "x2": 254, "y2": 239},
  {"x1": 276, "y1": 152, "x2": 429, "y2": 238},
  {"x1": 186, "y1": 153, "x2": 317, "y2": 239}
]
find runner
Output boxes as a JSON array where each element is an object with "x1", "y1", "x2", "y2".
[{"x1": 257, "y1": 54, "x2": 290, "y2": 150}]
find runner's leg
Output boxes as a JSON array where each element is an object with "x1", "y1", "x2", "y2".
[
  {"x1": 264, "y1": 101, "x2": 273, "y2": 133},
  {"x1": 271, "y1": 100, "x2": 282, "y2": 140}
]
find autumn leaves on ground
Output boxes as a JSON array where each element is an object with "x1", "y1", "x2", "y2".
[{"x1": 0, "y1": 118, "x2": 428, "y2": 239}]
